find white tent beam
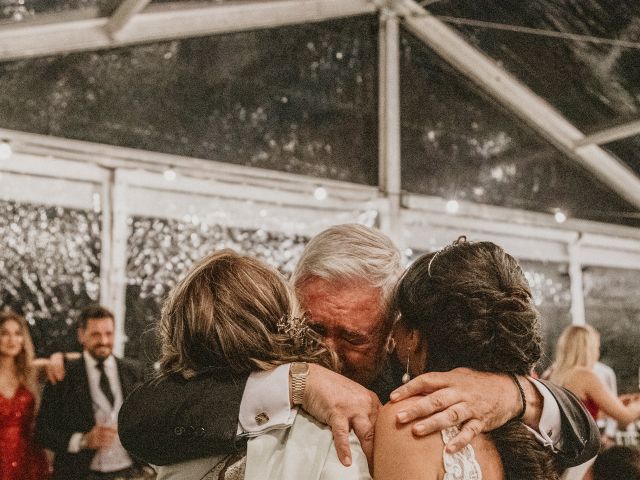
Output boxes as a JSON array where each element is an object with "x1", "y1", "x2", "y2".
[
  {"x1": 568, "y1": 239, "x2": 586, "y2": 325},
  {"x1": 574, "y1": 118, "x2": 640, "y2": 147},
  {"x1": 398, "y1": 0, "x2": 640, "y2": 210},
  {"x1": 378, "y1": 7, "x2": 403, "y2": 245},
  {"x1": 0, "y1": 0, "x2": 377, "y2": 61},
  {"x1": 104, "y1": 0, "x2": 152, "y2": 38}
]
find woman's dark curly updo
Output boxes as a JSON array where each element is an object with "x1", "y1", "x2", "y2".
[
  {"x1": 393, "y1": 239, "x2": 542, "y2": 375},
  {"x1": 392, "y1": 239, "x2": 558, "y2": 480}
]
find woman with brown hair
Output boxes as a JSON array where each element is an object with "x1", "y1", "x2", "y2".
[
  {"x1": 155, "y1": 249, "x2": 370, "y2": 480},
  {"x1": 375, "y1": 239, "x2": 561, "y2": 480},
  {"x1": 0, "y1": 310, "x2": 50, "y2": 480},
  {"x1": 549, "y1": 325, "x2": 640, "y2": 425}
]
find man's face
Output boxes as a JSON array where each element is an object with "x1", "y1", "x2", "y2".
[
  {"x1": 78, "y1": 317, "x2": 114, "y2": 360},
  {"x1": 297, "y1": 277, "x2": 386, "y2": 387}
]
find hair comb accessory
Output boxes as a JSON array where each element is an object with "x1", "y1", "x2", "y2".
[
  {"x1": 427, "y1": 235, "x2": 468, "y2": 277},
  {"x1": 277, "y1": 314, "x2": 311, "y2": 349}
]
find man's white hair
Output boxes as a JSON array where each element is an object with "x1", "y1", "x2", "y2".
[{"x1": 291, "y1": 223, "x2": 402, "y2": 304}]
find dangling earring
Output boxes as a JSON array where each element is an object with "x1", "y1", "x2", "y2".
[
  {"x1": 402, "y1": 352, "x2": 411, "y2": 384},
  {"x1": 385, "y1": 336, "x2": 396, "y2": 354}
]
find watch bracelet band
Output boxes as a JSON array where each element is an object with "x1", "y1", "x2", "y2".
[
  {"x1": 290, "y1": 362, "x2": 308, "y2": 405},
  {"x1": 291, "y1": 374, "x2": 306, "y2": 405}
]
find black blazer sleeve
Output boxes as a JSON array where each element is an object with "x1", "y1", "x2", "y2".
[
  {"x1": 118, "y1": 370, "x2": 248, "y2": 466},
  {"x1": 537, "y1": 379, "x2": 600, "y2": 469},
  {"x1": 35, "y1": 380, "x2": 76, "y2": 453}
]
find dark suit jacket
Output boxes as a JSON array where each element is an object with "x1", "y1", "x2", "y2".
[
  {"x1": 35, "y1": 355, "x2": 145, "y2": 480},
  {"x1": 118, "y1": 367, "x2": 246, "y2": 466},
  {"x1": 119, "y1": 360, "x2": 599, "y2": 470}
]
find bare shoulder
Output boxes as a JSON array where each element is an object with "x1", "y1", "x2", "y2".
[
  {"x1": 374, "y1": 397, "x2": 443, "y2": 480},
  {"x1": 568, "y1": 367, "x2": 599, "y2": 386}
]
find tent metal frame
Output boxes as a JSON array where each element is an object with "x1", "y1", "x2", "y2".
[{"x1": 0, "y1": 0, "x2": 639, "y2": 206}]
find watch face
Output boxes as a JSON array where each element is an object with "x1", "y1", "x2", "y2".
[{"x1": 291, "y1": 362, "x2": 309, "y2": 375}]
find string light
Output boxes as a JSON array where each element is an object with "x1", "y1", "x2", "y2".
[
  {"x1": 163, "y1": 168, "x2": 176, "y2": 182},
  {"x1": 446, "y1": 199, "x2": 459, "y2": 214},
  {"x1": 314, "y1": 186, "x2": 328, "y2": 201},
  {"x1": 0, "y1": 142, "x2": 12, "y2": 160},
  {"x1": 554, "y1": 210, "x2": 567, "y2": 223}
]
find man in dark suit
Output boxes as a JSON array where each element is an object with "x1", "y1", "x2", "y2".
[
  {"x1": 36, "y1": 305, "x2": 147, "y2": 480},
  {"x1": 119, "y1": 225, "x2": 599, "y2": 471}
]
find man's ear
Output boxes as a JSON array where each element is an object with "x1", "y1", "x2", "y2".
[{"x1": 77, "y1": 328, "x2": 84, "y2": 345}]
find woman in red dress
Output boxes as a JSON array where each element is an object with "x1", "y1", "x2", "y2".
[{"x1": 0, "y1": 310, "x2": 50, "y2": 480}]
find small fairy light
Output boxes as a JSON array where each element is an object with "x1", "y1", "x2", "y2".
[
  {"x1": 554, "y1": 210, "x2": 567, "y2": 224},
  {"x1": 314, "y1": 186, "x2": 328, "y2": 201},
  {"x1": 446, "y1": 199, "x2": 459, "y2": 214},
  {"x1": 163, "y1": 168, "x2": 176, "y2": 182},
  {"x1": 0, "y1": 142, "x2": 12, "y2": 160}
]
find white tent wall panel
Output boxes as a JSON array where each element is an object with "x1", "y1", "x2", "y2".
[
  {"x1": 0, "y1": 170, "x2": 100, "y2": 211},
  {"x1": 402, "y1": 213, "x2": 570, "y2": 263},
  {"x1": 577, "y1": 245, "x2": 640, "y2": 271},
  {"x1": 0, "y1": 152, "x2": 109, "y2": 184},
  {"x1": 116, "y1": 168, "x2": 379, "y2": 217},
  {"x1": 2, "y1": 145, "x2": 640, "y2": 351},
  {"x1": 0, "y1": 129, "x2": 379, "y2": 207},
  {"x1": 123, "y1": 185, "x2": 377, "y2": 235}
]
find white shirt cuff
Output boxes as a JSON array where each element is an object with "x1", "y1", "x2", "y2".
[
  {"x1": 237, "y1": 364, "x2": 297, "y2": 436},
  {"x1": 525, "y1": 378, "x2": 562, "y2": 451},
  {"x1": 68, "y1": 432, "x2": 84, "y2": 453}
]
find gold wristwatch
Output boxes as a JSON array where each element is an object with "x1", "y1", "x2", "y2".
[{"x1": 290, "y1": 362, "x2": 309, "y2": 405}]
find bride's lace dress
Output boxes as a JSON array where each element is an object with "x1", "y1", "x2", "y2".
[
  {"x1": 199, "y1": 451, "x2": 246, "y2": 480},
  {"x1": 441, "y1": 426, "x2": 483, "y2": 480},
  {"x1": 198, "y1": 426, "x2": 481, "y2": 480}
]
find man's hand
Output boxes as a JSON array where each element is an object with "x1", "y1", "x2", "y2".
[
  {"x1": 83, "y1": 425, "x2": 118, "y2": 449},
  {"x1": 46, "y1": 352, "x2": 66, "y2": 384},
  {"x1": 302, "y1": 364, "x2": 381, "y2": 467},
  {"x1": 389, "y1": 368, "x2": 538, "y2": 453}
]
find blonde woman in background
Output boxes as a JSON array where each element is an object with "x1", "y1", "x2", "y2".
[
  {"x1": 155, "y1": 249, "x2": 370, "y2": 480},
  {"x1": 550, "y1": 325, "x2": 640, "y2": 426},
  {"x1": 0, "y1": 310, "x2": 50, "y2": 480}
]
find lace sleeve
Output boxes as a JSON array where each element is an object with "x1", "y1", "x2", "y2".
[{"x1": 441, "y1": 427, "x2": 483, "y2": 480}]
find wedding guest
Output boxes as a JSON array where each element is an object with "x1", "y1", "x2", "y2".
[
  {"x1": 0, "y1": 310, "x2": 50, "y2": 480},
  {"x1": 154, "y1": 249, "x2": 370, "y2": 479},
  {"x1": 35, "y1": 305, "x2": 147, "y2": 480},
  {"x1": 549, "y1": 325, "x2": 640, "y2": 426}
]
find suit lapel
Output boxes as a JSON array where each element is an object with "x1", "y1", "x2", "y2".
[{"x1": 72, "y1": 357, "x2": 95, "y2": 426}]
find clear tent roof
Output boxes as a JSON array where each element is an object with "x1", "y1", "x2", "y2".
[{"x1": 0, "y1": 0, "x2": 639, "y2": 226}]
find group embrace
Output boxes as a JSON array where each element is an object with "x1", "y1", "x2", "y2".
[{"x1": 118, "y1": 224, "x2": 600, "y2": 479}]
